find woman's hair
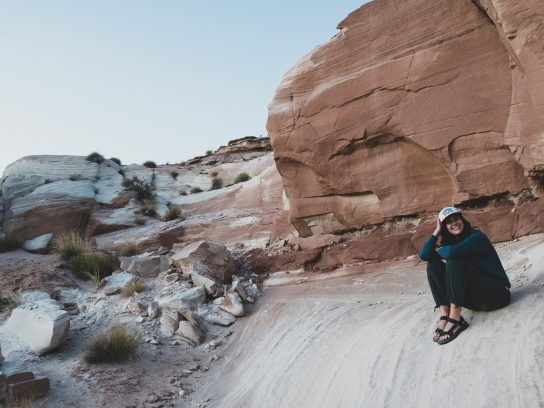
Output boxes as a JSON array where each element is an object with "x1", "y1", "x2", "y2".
[{"x1": 439, "y1": 215, "x2": 475, "y2": 245}]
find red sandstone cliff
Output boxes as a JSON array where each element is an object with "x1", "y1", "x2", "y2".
[{"x1": 267, "y1": 0, "x2": 544, "y2": 239}]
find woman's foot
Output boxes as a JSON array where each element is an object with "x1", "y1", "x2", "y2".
[
  {"x1": 437, "y1": 316, "x2": 469, "y2": 345},
  {"x1": 433, "y1": 316, "x2": 449, "y2": 342}
]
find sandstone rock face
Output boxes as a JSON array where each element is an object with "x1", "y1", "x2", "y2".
[
  {"x1": 1, "y1": 291, "x2": 70, "y2": 355},
  {"x1": 267, "y1": 0, "x2": 544, "y2": 237},
  {"x1": 170, "y1": 241, "x2": 235, "y2": 284}
]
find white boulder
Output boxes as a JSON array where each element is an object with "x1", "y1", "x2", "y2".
[
  {"x1": 214, "y1": 292, "x2": 245, "y2": 317},
  {"x1": 1, "y1": 291, "x2": 70, "y2": 355},
  {"x1": 22, "y1": 233, "x2": 53, "y2": 254},
  {"x1": 100, "y1": 272, "x2": 138, "y2": 295}
]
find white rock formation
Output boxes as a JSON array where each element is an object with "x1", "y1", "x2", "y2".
[
  {"x1": 159, "y1": 308, "x2": 180, "y2": 337},
  {"x1": 1, "y1": 291, "x2": 70, "y2": 355},
  {"x1": 22, "y1": 233, "x2": 53, "y2": 254}
]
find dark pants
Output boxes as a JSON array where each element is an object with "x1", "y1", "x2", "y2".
[{"x1": 427, "y1": 259, "x2": 510, "y2": 311}]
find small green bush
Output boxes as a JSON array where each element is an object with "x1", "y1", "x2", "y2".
[
  {"x1": 180, "y1": 161, "x2": 187, "y2": 166},
  {"x1": 234, "y1": 172, "x2": 251, "y2": 183},
  {"x1": 163, "y1": 205, "x2": 182, "y2": 221},
  {"x1": 141, "y1": 199, "x2": 156, "y2": 217},
  {"x1": 68, "y1": 174, "x2": 79, "y2": 181},
  {"x1": 86, "y1": 152, "x2": 105, "y2": 164},
  {"x1": 52, "y1": 231, "x2": 88, "y2": 260},
  {"x1": 206, "y1": 150, "x2": 212, "y2": 155},
  {"x1": 210, "y1": 177, "x2": 223, "y2": 190},
  {"x1": 179, "y1": 191, "x2": 187, "y2": 196},
  {"x1": 170, "y1": 171, "x2": 178, "y2": 180},
  {"x1": 0, "y1": 237, "x2": 24, "y2": 253},
  {"x1": 121, "y1": 280, "x2": 146, "y2": 298},
  {"x1": 110, "y1": 157, "x2": 122, "y2": 165},
  {"x1": 210, "y1": 171, "x2": 218, "y2": 177},
  {"x1": 85, "y1": 324, "x2": 141, "y2": 363},
  {"x1": 116, "y1": 240, "x2": 142, "y2": 257},
  {"x1": 190, "y1": 186, "x2": 203, "y2": 194},
  {"x1": 122, "y1": 176, "x2": 154, "y2": 202},
  {"x1": 143, "y1": 161, "x2": 157, "y2": 168},
  {"x1": 135, "y1": 217, "x2": 146, "y2": 226},
  {"x1": 69, "y1": 251, "x2": 118, "y2": 281}
]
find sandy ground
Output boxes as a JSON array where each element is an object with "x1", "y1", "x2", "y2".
[{"x1": 192, "y1": 233, "x2": 544, "y2": 408}]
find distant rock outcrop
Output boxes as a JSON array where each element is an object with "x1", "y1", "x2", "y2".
[{"x1": 267, "y1": 0, "x2": 544, "y2": 238}]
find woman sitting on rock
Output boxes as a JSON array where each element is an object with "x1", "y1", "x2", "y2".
[{"x1": 418, "y1": 207, "x2": 511, "y2": 345}]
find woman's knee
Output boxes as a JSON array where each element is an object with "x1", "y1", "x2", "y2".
[{"x1": 427, "y1": 259, "x2": 445, "y2": 277}]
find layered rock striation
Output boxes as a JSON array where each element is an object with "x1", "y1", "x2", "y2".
[{"x1": 267, "y1": 0, "x2": 544, "y2": 238}]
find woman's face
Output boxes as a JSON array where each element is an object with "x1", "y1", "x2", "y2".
[{"x1": 444, "y1": 214, "x2": 464, "y2": 235}]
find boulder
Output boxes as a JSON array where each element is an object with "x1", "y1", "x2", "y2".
[
  {"x1": 214, "y1": 292, "x2": 245, "y2": 317},
  {"x1": 100, "y1": 272, "x2": 138, "y2": 296},
  {"x1": 1, "y1": 291, "x2": 70, "y2": 355},
  {"x1": 267, "y1": 0, "x2": 544, "y2": 237},
  {"x1": 191, "y1": 272, "x2": 218, "y2": 296},
  {"x1": 159, "y1": 308, "x2": 180, "y2": 337},
  {"x1": 22, "y1": 233, "x2": 53, "y2": 254},
  {"x1": 176, "y1": 321, "x2": 205, "y2": 347},
  {"x1": 202, "y1": 304, "x2": 237, "y2": 326},
  {"x1": 89, "y1": 204, "x2": 140, "y2": 235},
  {"x1": 158, "y1": 287, "x2": 206, "y2": 311},
  {"x1": 170, "y1": 240, "x2": 235, "y2": 284},
  {"x1": 119, "y1": 252, "x2": 169, "y2": 278},
  {"x1": 128, "y1": 302, "x2": 148, "y2": 317}
]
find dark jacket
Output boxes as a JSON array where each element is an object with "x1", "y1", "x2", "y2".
[{"x1": 419, "y1": 230, "x2": 511, "y2": 288}]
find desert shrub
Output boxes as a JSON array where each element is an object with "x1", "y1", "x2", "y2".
[
  {"x1": 180, "y1": 161, "x2": 187, "y2": 166},
  {"x1": 190, "y1": 186, "x2": 203, "y2": 194},
  {"x1": 122, "y1": 176, "x2": 154, "y2": 202},
  {"x1": 170, "y1": 170, "x2": 178, "y2": 180},
  {"x1": 121, "y1": 280, "x2": 146, "y2": 298},
  {"x1": 210, "y1": 171, "x2": 218, "y2": 177},
  {"x1": 52, "y1": 231, "x2": 88, "y2": 260},
  {"x1": 210, "y1": 177, "x2": 223, "y2": 190},
  {"x1": 141, "y1": 199, "x2": 156, "y2": 217},
  {"x1": 206, "y1": 150, "x2": 212, "y2": 155},
  {"x1": 135, "y1": 217, "x2": 146, "y2": 226},
  {"x1": 116, "y1": 240, "x2": 142, "y2": 257},
  {"x1": 68, "y1": 174, "x2": 79, "y2": 181},
  {"x1": 69, "y1": 251, "x2": 118, "y2": 281},
  {"x1": 163, "y1": 205, "x2": 182, "y2": 221},
  {"x1": 0, "y1": 236, "x2": 24, "y2": 253},
  {"x1": 143, "y1": 160, "x2": 157, "y2": 168},
  {"x1": 86, "y1": 152, "x2": 104, "y2": 164},
  {"x1": 85, "y1": 324, "x2": 140, "y2": 363},
  {"x1": 234, "y1": 172, "x2": 251, "y2": 183},
  {"x1": 44, "y1": 179, "x2": 51, "y2": 184},
  {"x1": 110, "y1": 157, "x2": 122, "y2": 165}
]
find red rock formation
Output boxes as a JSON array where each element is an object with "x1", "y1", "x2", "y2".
[{"x1": 267, "y1": 0, "x2": 544, "y2": 237}]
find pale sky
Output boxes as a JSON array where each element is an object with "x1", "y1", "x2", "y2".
[{"x1": 0, "y1": 1, "x2": 370, "y2": 174}]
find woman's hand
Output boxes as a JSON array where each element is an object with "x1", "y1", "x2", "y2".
[{"x1": 433, "y1": 217, "x2": 441, "y2": 237}]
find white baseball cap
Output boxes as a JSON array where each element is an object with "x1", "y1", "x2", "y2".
[{"x1": 438, "y1": 207, "x2": 462, "y2": 223}]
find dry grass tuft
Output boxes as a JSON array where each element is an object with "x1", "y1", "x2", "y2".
[
  {"x1": 116, "y1": 240, "x2": 143, "y2": 257},
  {"x1": 210, "y1": 177, "x2": 223, "y2": 190},
  {"x1": 85, "y1": 325, "x2": 141, "y2": 363},
  {"x1": 163, "y1": 205, "x2": 182, "y2": 221},
  {"x1": 52, "y1": 231, "x2": 88, "y2": 260},
  {"x1": 69, "y1": 251, "x2": 118, "y2": 282},
  {"x1": 234, "y1": 172, "x2": 251, "y2": 183},
  {"x1": 0, "y1": 236, "x2": 24, "y2": 253},
  {"x1": 121, "y1": 280, "x2": 146, "y2": 298}
]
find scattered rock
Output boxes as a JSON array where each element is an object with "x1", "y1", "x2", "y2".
[
  {"x1": 148, "y1": 301, "x2": 160, "y2": 319},
  {"x1": 128, "y1": 302, "x2": 148, "y2": 317},
  {"x1": 159, "y1": 308, "x2": 180, "y2": 337},
  {"x1": 191, "y1": 272, "x2": 218, "y2": 296},
  {"x1": 158, "y1": 287, "x2": 206, "y2": 311},
  {"x1": 215, "y1": 292, "x2": 245, "y2": 317},
  {"x1": 119, "y1": 252, "x2": 169, "y2": 278},
  {"x1": 202, "y1": 304, "x2": 236, "y2": 326},
  {"x1": 176, "y1": 321, "x2": 205, "y2": 347},
  {"x1": 100, "y1": 271, "x2": 138, "y2": 295}
]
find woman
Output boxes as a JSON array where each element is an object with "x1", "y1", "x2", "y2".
[{"x1": 418, "y1": 207, "x2": 511, "y2": 345}]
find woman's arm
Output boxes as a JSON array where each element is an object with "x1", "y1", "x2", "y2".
[
  {"x1": 418, "y1": 234, "x2": 440, "y2": 261},
  {"x1": 436, "y1": 230, "x2": 489, "y2": 259}
]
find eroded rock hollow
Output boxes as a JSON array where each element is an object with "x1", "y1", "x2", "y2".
[{"x1": 268, "y1": 0, "x2": 544, "y2": 237}]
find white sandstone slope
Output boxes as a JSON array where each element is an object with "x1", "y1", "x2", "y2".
[{"x1": 192, "y1": 233, "x2": 544, "y2": 408}]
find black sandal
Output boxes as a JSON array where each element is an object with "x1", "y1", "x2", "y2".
[
  {"x1": 437, "y1": 316, "x2": 469, "y2": 345},
  {"x1": 433, "y1": 316, "x2": 449, "y2": 342}
]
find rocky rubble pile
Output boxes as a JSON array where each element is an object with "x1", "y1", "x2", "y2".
[{"x1": 0, "y1": 238, "x2": 262, "y2": 405}]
